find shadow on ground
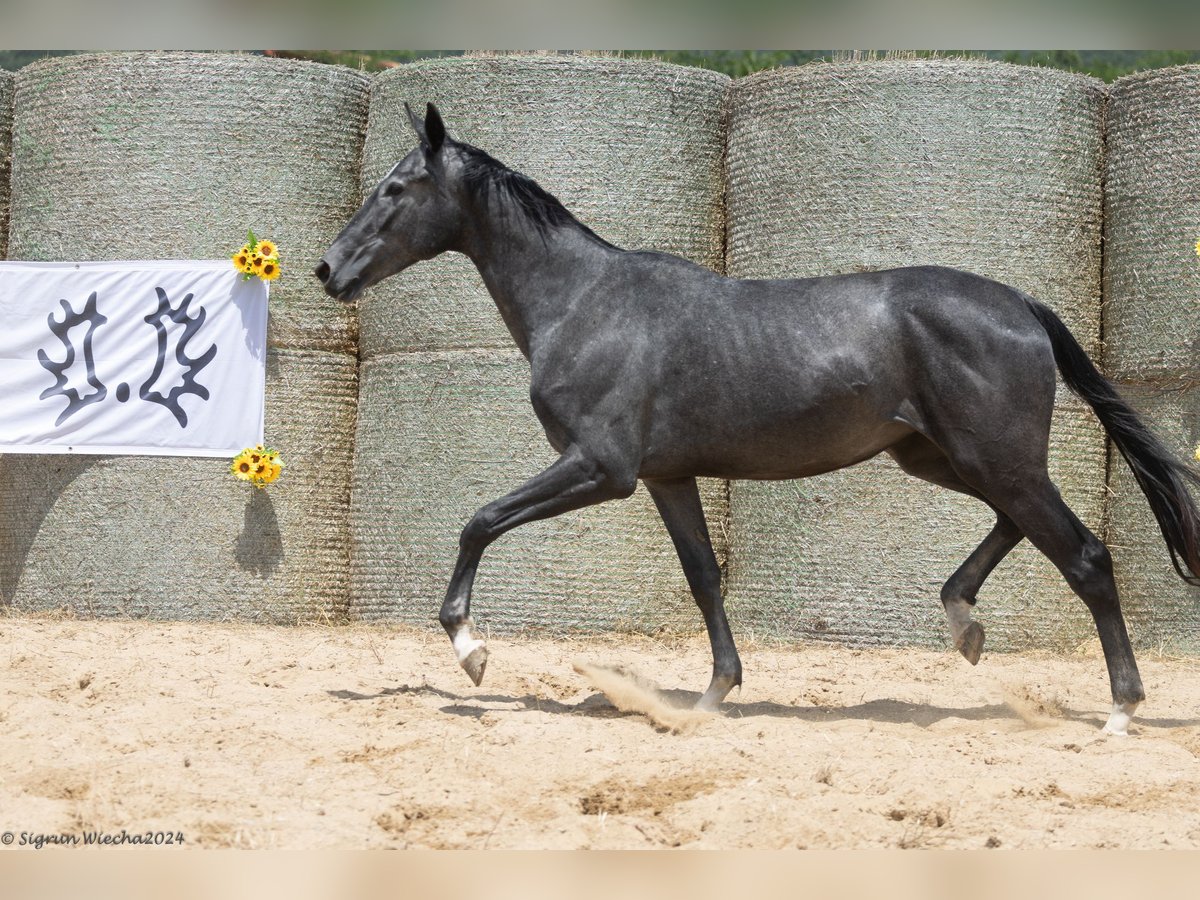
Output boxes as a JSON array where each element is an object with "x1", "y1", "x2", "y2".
[{"x1": 327, "y1": 681, "x2": 1200, "y2": 730}]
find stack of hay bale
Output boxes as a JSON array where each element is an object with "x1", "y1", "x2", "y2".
[
  {"x1": 723, "y1": 58, "x2": 1109, "y2": 651},
  {"x1": 350, "y1": 54, "x2": 730, "y2": 632},
  {"x1": 0, "y1": 52, "x2": 369, "y2": 621},
  {"x1": 1103, "y1": 66, "x2": 1200, "y2": 652},
  {"x1": 6, "y1": 50, "x2": 1197, "y2": 656}
]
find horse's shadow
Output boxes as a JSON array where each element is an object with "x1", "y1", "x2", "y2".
[{"x1": 326, "y1": 683, "x2": 1200, "y2": 731}]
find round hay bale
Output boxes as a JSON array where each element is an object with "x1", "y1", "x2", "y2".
[
  {"x1": 1, "y1": 52, "x2": 365, "y2": 622},
  {"x1": 0, "y1": 349, "x2": 356, "y2": 622},
  {"x1": 0, "y1": 70, "x2": 12, "y2": 258},
  {"x1": 725, "y1": 387, "x2": 1106, "y2": 651},
  {"x1": 1103, "y1": 66, "x2": 1200, "y2": 383},
  {"x1": 351, "y1": 349, "x2": 728, "y2": 633},
  {"x1": 7, "y1": 52, "x2": 370, "y2": 354},
  {"x1": 723, "y1": 59, "x2": 1109, "y2": 650},
  {"x1": 357, "y1": 54, "x2": 729, "y2": 358},
  {"x1": 1105, "y1": 383, "x2": 1200, "y2": 653},
  {"x1": 727, "y1": 58, "x2": 1106, "y2": 357}
]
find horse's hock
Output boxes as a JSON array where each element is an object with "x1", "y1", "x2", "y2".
[
  {"x1": 1103, "y1": 66, "x2": 1200, "y2": 653},
  {"x1": 350, "y1": 55, "x2": 731, "y2": 630},
  {"x1": 723, "y1": 59, "x2": 1109, "y2": 651},
  {"x1": 0, "y1": 53, "x2": 369, "y2": 621}
]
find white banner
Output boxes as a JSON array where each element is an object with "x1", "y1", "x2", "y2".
[{"x1": 0, "y1": 261, "x2": 267, "y2": 457}]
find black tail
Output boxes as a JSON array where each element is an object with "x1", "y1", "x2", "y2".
[{"x1": 1025, "y1": 296, "x2": 1200, "y2": 585}]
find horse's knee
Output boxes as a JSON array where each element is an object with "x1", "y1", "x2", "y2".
[
  {"x1": 1065, "y1": 539, "x2": 1117, "y2": 605},
  {"x1": 459, "y1": 508, "x2": 498, "y2": 554}
]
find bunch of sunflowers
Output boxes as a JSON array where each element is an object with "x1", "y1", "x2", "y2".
[
  {"x1": 232, "y1": 230, "x2": 281, "y2": 282},
  {"x1": 231, "y1": 444, "x2": 284, "y2": 489}
]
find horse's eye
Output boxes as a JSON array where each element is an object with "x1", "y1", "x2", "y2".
[{"x1": 383, "y1": 181, "x2": 405, "y2": 198}]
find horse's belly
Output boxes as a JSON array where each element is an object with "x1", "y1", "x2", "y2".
[{"x1": 639, "y1": 400, "x2": 913, "y2": 481}]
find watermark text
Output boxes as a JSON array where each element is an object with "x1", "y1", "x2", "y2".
[{"x1": 2, "y1": 830, "x2": 185, "y2": 849}]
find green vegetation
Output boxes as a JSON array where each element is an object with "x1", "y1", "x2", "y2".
[{"x1": 3, "y1": 50, "x2": 1200, "y2": 81}]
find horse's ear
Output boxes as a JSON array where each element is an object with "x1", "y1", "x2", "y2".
[
  {"x1": 405, "y1": 101, "x2": 429, "y2": 145},
  {"x1": 424, "y1": 103, "x2": 446, "y2": 153}
]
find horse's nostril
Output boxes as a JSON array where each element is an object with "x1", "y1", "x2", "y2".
[{"x1": 314, "y1": 260, "x2": 331, "y2": 283}]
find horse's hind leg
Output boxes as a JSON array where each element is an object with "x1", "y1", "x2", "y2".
[
  {"x1": 644, "y1": 477, "x2": 741, "y2": 711},
  {"x1": 888, "y1": 435, "x2": 1023, "y2": 664},
  {"x1": 985, "y1": 476, "x2": 1144, "y2": 735},
  {"x1": 940, "y1": 516, "x2": 1023, "y2": 664}
]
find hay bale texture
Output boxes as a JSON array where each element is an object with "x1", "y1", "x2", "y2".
[
  {"x1": 723, "y1": 59, "x2": 1109, "y2": 650},
  {"x1": 0, "y1": 53, "x2": 368, "y2": 622},
  {"x1": 1103, "y1": 66, "x2": 1200, "y2": 646},
  {"x1": 0, "y1": 70, "x2": 12, "y2": 258},
  {"x1": 351, "y1": 55, "x2": 731, "y2": 631},
  {"x1": 1103, "y1": 66, "x2": 1200, "y2": 383},
  {"x1": 1104, "y1": 385, "x2": 1200, "y2": 653}
]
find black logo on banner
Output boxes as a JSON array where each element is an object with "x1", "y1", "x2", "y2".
[
  {"x1": 38, "y1": 292, "x2": 109, "y2": 426},
  {"x1": 37, "y1": 287, "x2": 218, "y2": 428},
  {"x1": 140, "y1": 288, "x2": 218, "y2": 428}
]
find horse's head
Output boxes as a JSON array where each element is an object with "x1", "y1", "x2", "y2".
[{"x1": 315, "y1": 103, "x2": 463, "y2": 303}]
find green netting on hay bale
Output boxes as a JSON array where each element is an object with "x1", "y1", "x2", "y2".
[
  {"x1": 727, "y1": 58, "x2": 1106, "y2": 358},
  {"x1": 723, "y1": 59, "x2": 1109, "y2": 651},
  {"x1": 1104, "y1": 66, "x2": 1200, "y2": 383},
  {"x1": 0, "y1": 71, "x2": 12, "y2": 258},
  {"x1": 726, "y1": 387, "x2": 1106, "y2": 651},
  {"x1": 1105, "y1": 384, "x2": 1200, "y2": 652},
  {"x1": 351, "y1": 349, "x2": 728, "y2": 633},
  {"x1": 0, "y1": 349, "x2": 356, "y2": 622},
  {"x1": 357, "y1": 54, "x2": 729, "y2": 359},
  {"x1": 8, "y1": 52, "x2": 370, "y2": 354}
]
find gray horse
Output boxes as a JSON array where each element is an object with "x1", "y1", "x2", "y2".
[{"x1": 317, "y1": 104, "x2": 1200, "y2": 735}]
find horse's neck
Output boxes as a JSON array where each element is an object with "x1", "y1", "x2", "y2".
[{"x1": 461, "y1": 215, "x2": 612, "y2": 358}]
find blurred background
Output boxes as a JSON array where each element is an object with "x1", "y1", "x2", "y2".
[{"x1": 4, "y1": 50, "x2": 1200, "y2": 81}]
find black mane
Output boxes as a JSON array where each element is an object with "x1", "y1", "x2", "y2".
[{"x1": 455, "y1": 142, "x2": 617, "y2": 250}]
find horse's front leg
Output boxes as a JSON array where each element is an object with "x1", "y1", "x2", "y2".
[
  {"x1": 439, "y1": 444, "x2": 636, "y2": 685},
  {"x1": 645, "y1": 477, "x2": 741, "y2": 710}
]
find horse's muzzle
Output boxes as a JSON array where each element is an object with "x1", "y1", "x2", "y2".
[{"x1": 313, "y1": 258, "x2": 361, "y2": 302}]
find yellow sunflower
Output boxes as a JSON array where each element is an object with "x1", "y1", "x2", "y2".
[
  {"x1": 232, "y1": 247, "x2": 252, "y2": 272},
  {"x1": 230, "y1": 453, "x2": 254, "y2": 481},
  {"x1": 259, "y1": 258, "x2": 281, "y2": 282},
  {"x1": 256, "y1": 239, "x2": 277, "y2": 258}
]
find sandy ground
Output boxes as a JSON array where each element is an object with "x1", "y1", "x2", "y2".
[{"x1": 2, "y1": 615, "x2": 1199, "y2": 850}]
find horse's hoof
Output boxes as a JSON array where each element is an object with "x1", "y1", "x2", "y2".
[
  {"x1": 957, "y1": 622, "x2": 985, "y2": 666},
  {"x1": 1102, "y1": 701, "x2": 1137, "y2": 737},
  {"x1": 694, "y1": 675, "x2": 739, "y2": 712},
  {"x1": 461, "y1": 645, "x2": 488, "y2": 686}
]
